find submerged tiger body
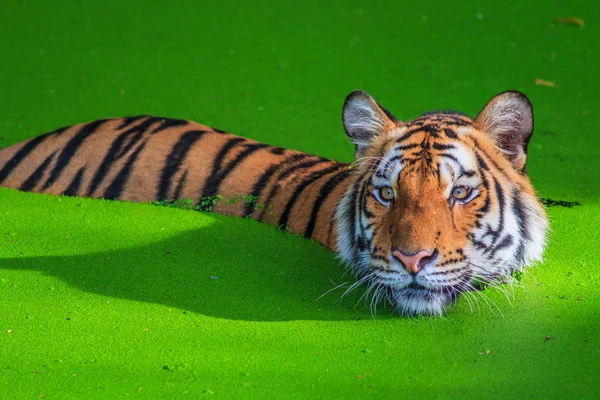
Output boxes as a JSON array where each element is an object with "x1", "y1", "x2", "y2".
[
  {"x1": 0, "y1": 90, "x2": 548, "y2": 316},
  {"x1": 0, "y1": 116, "x2": 349, "y2": 248}
]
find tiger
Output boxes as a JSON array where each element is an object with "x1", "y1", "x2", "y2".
[{"x1": 0, "y1": 90, "x2": 548, "y2": 316}]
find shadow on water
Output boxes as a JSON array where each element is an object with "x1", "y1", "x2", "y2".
[{"x1": 0, "y1": 219, "x2": 380, "y2": 322}]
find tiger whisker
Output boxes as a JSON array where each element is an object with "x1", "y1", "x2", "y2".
[
  {"x1": 315, "y1": 279, "x2": 351, "y2": 302},
  {"x1": 368, "y1": 284, "x2": 386, "y2": 319},
  {"x1": 339, "y1": 272, "x2": 374, "y2": 302},
  {"x1": 463, "y1": 279, "x2": 504, "y2": 317},
  {"x1": 356, "y1": 280, "x2": 377, "y2": 307}
]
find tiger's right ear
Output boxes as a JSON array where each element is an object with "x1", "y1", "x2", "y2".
[{"x1": 342, "y1": 90, "x2": 398, "y2": 158}]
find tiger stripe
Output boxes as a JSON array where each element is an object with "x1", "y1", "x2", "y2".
[
  {"x1": 158, "y1": 130, "x2": 209, "y2": 200},
  {"x1": 20, "y1": 151, "x2": 57, "y2": 191},
  {"x1": 304, "y1": 167, "x2": 351, "y2": 239},
  {"x1": 86, "y1": 118, "x2": 157, "y2": 196},
  {"x1": 243, "y1": 153, "x2": 309, "y2": 217},
  {"x1": 277, "y1": 164, "x2": 344, "y2": 230},
  {"x1": 43, "y1": 119, "x2": 109, "y2": 190},
  {"x1": 0, "y1": 133, "x2": 53, "y2": 184},
  {"x1": 102, "y1": 141, "x2": 148, "y2": 200},
  {"x1": 255, "y1": 157, "x2": 333, "y2": 221},
  {"x1": 63, "y1": 166, "x2": 86, "y2": 197}
]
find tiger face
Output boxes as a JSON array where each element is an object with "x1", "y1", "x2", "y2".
[{"x1": 335, "y1": 90, "x2": 548, "y2": 316}]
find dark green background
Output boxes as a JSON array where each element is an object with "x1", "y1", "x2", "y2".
[{"x1": 1, "y1": 1, "x2": 598, "y2": 398}]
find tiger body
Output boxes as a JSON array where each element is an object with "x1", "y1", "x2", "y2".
[
  {"x1": 0, "y1": 116, "x2": 349, "y2": 249},
  {"x1": 0, "y1": 91, "x2": 549, "y2": 316}
]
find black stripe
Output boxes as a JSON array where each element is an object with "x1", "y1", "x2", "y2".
[
  {"x1": 432, "y1": 143, "x2": 456, "y2": 151},
  {"x1": 156, "y1": 130, "x2": 208, "y2": 200},
  {"x1": 363, "y1": 197, "x2": 375, "y2": 219},
  {"x1": 443, "y1": 128, "x2": 458, "y2": 139},
  {"x1": 386, "y1": 154, "x2": 403, "y2": 166},
  {"x1": 396, "y1": 129, "x2": 421, "y2": 143},
  {"x1": 201, "y1": 141, "x2": 269, "y2": 201},
  {"x1": 115, "y1": 131, "x2": 145, "y2": 159},
  {"x1": 327, "y1": 199, "x2": 341, "y2": 249},
  {"x1": 19, "y1": 152, "x2": 56, "y2": 191},
  {"x1": 512, "y1": 190, "x2": 527, "y2": 265},
  {"x1": 356, "y1": 180, "x2": 370, "y2": 252},
  {"x1": 277, "y1": 164, "x2": 341, "y2": 231},
  {"x1": 117, "y1": 115, "x2": 148, "y2": 131},
  {"x1": 87, "y1": 117, "x2": 157, "y2": 196},
  {"x1": 102, "y1": 141, "x2": 147, "y2": 200},
  {"x1": 243, "y1": 153, "x2": 309, "y2": 217},
  {"x1": 395, "y1": 143, "x2": 420, "y2": 151},
  {"x1": 481, "y1": 176, "x2": 506, "y2": 253},
  {"x1": 304, "y1": 167, "x2": 350, "y2": 238},
  {"x1": 118, "y1": 116, "x2": 147, "y2": 130},
  {"x1": 436, "y1": 152, "x2": 461, "y2": 165},
  {"x1": 63, "y1": 167, "x2": 86, "y2": 197},
  {"x1": 173, "y1": 170, "x2": 188, "y2": 200},
  {"x1": 115, "y1": 118, "x2": 166, "y2": 157},
  {"x1": 398, "y1": 125, "x2": 439, "y2": 141},
  {"x1": 345, "y1": 179, "x2": 360, "y2": 257},
  {"x1": 420, "y1": 124, "x2": 440, "y2": 137},
  {"x1": 43, "y1": 119, "x2": 108, "y2": 189},
  {"x1": 494, "y1": 177, "x2": 506, "y2": 237},
  {"x1": 257, "y1": 158, "x2": 332, "y2": 220},
  {"x1": 468, "y1": 233, "x2": 489, "y2": 252},
  {"x1": 489, "y1": 234, "x2": 514, "y2": 258},
  {"x1": 199, "y1": 137, "x2": 246, "y2": 199},
  {"x1": 0, "y1": 134, "x2": 52, "y2": 184},
  {"x1": 151, "y1": 118, "x2": 189, "y2": 134},
  {"x1": 475, "y1": 154, "x2": 491, "y2": 214},
  {"x1": 471, "y1": 138, "x2": 509, "y2": 177},
  {"x1": 269, "y1": 146, "x2": 286, "y2": 155}
]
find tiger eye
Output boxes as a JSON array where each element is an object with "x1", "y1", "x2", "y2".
[
  {"x1": 379, "y1": 186, "x2": 395, "y2": 201},
  {"x1": 452, "y1": 185, "x2": 472, "y2": 200}
]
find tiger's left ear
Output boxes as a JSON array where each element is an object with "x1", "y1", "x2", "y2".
[
  {"x1": 474, "y1": 91, "x2": 534, "y2": 172},
  {"x1": 342, "y1": 90, "x2": 398, "y2": 158}
]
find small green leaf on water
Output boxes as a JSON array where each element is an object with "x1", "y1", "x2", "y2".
[
  {"x1": 535, "y1": 78, "x2": 557, "y2": 88},
  {"x1": 554, "y1": 17, "x2": 584, "y2": 27}
]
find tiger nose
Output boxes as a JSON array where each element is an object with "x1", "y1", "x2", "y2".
[{"x1": 392, "y1": 249, "x2": 438, "y2": 274}]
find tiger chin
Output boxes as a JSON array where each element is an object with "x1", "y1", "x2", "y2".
[
  {"x1": 0, "y1": 90, "x2": 548, "y2": 317},
  {"x1": 335, "y1": 90, "x2": 548, "y2": 316}
]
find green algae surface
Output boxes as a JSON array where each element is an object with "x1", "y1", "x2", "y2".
[{"x1": 1, "y1": 1, "x2": 599, "y2": 398}]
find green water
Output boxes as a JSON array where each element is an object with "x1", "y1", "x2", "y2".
[{"x1": 1, "y1": 1, "x2": 598, "y2": 398}]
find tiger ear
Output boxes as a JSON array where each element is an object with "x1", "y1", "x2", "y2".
[
  {"x1": 342, "y1": 90, "x2": 398, "y2": 158},
  {"x1": 474, "y1": 91, "x2": 534, "y2": 172}
]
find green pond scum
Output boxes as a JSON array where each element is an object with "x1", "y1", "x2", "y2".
[{"x1": 1, "y1": 0, "x2": 599, "y2": 399}]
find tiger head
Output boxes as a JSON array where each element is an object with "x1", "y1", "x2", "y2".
[{"x1": 334, "y1": 90, "x2": 548, "y2": 316}]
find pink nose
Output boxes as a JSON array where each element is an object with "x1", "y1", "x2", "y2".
[{"x1": 392, "y1": 249, "x2": 433, "y2": 274}]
